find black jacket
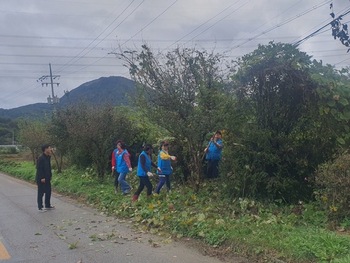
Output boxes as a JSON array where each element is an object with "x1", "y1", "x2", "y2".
[{"x1": 36, "y1": 154, "x2": 52, "y2": 183}]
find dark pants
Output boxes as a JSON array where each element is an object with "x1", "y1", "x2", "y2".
[
  {"x1": 155, "y1": 175, "x2": 171, "y2": 194},
  {"x1": 134, "y1": 176, "x2": 153, "y2": 196},
  {"x1": 37, "y1": 181, "x2": 52, "y2": 209},
  {"x1": 206, "y1": 159, "x2": 220, "y2": 179}
]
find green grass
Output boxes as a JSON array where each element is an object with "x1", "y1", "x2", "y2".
[{"x1": 1, "y1": 159, "x2": 350, "y2": 263}]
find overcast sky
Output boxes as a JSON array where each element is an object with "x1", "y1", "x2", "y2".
[{"x1": 1, "y1": 0, "x2": 349, "y2": 109}]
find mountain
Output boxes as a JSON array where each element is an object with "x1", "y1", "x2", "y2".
[
  {"x1": 0, "y1": 76, "x2": 136, "y2": 120},
  {"x1": 59, "y1": 76, "x2": 136, "y2": 107},
  {"x1": 0, "y1": 103, "x2": 53, "y2": 120}
]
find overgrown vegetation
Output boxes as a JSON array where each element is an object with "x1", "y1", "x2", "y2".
[
  {"x1": 316, "y1": 153, "x2": 350, "y2": 225},
  {"x1": 3, "y1": 42, "x2": 350, "y2": 262},
  {"x1": 0, "y1": 117, "x2": 17, "y2": 145},
  {"x1": 119, "y1": 46, "x2": 227, "y2": 190}
]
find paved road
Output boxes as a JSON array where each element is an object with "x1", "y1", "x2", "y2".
[{"x1": 0, "y1": 172, "x2": 242, "y2": 263}]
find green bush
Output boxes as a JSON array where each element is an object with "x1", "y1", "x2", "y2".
[
  {"x1": 0, "y1": 147, "x2": 19, "y2": 154},
  {"x1": 316, "y1": 153, "x2": 350, "y2": 223},
  {"x1": 223, "y1": 128, "x2": 317, "y2": 203}
]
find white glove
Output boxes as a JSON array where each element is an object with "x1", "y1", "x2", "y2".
[
  {"x1": 129, "y1": 167, "x2": 132, "y2": 172},
  {"x1": 147, "y1": 171, "x2": 153, "y2": 177},
  {"x1": 170, "y1": 156, "x2": 176, "y2": 161}
]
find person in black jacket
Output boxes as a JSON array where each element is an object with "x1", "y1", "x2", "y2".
[{"x1": 36, "y1": 144, "x2": 54, "y2": 212}]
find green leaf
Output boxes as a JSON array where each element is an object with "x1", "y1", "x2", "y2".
[
  {"x1": 197, "y1": 213, "x2": 206, "y2": 221},
  {"x1": 339, "y1": 98, "x2": 349, "y2": 106},
  {"x1": 327, "y1": 100, "x2": 336, "y2": 107},
  {"x1": 337, "y1": 138, "x2": 346, "y2": 145},
  {"x1": 343, "y1": 111, "x2": 350, "y2": 120}
]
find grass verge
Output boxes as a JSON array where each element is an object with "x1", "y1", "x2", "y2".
[{"x1": 1, "y1": 159, "x2": 350, "y2": 263}]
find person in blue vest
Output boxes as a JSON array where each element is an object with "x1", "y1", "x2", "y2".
[
  {"x1": 132, "y1": 144, "x2": 161, "y2": 202},
  {"x1": 204, "y1": 130, "x2": 223, "y2": 179},
  {"x1": 113, "y1": 140, "x2": 132, "y2": 195},
  {"x1": 111, "y1": 141, "x2": 120, "y2": 194},
  {"x1": 155, "y1": 141, "x2": 176, "y2": 194}
]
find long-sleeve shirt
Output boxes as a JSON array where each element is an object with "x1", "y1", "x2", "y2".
[
  {"x1": 159, "y1": 150, "x2": 171, "y2": 160},
  {"x1": 111, "y1": 149, "x2": 131, "y2": 169},
  {"x1": 35, "y1": 153, "x2": 52, "y2": 183},
  {"x1": 111, "y1": 150, "x2": 116, "y2": 167},
  {"x1": 139, "y1": 154, "x2": 157, "y2": 173}
]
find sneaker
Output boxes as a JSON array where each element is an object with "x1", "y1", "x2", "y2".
[
  {"x1": 38, "y1": 209, "x2": 47, "y2": 213},
  {"x1": 44, "y1": 205, "x2": 55, "y2": 210}
]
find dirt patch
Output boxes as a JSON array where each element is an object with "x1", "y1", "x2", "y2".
[{"x1": 177, "y1": 237, "x2": 252, "y2": 263}]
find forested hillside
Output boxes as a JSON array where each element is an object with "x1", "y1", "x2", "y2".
[
  {"x1": 0, "y1": 76, "x2": 136, "y2": 120},
  {"x1": 59, "y1": 76, "x2": 136, "y2": 107}
]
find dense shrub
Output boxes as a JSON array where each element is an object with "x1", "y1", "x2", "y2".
[
  {"x1": 316, "y1": 153, "x2": 350, "y2": 222},
  {"x1": 0, "y1": 146, "x2": 18, "y2": 154},
  {"x1": 222, "y1": 43, "x2": 340, "y2": 203}
]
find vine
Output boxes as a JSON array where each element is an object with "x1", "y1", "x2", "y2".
[{"x1": 330, "y1": 2, "x2": 350, "y2": 52}]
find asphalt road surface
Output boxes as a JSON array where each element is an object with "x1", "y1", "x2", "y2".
[{"x1": 0, "y1": 172, "x2": 245, "y2": 263}]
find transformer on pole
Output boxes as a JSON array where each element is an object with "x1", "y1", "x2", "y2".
[{"x1": 38, "y1": 63, "x2": 60, "y2": 105}]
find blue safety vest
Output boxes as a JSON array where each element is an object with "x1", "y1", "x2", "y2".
[
  {"x1": 116, "y1": 149, "x2": 129, "y2": 173},
  {"x1": 206, "y1": 139, "x2": 223, "y2": 160},
  {"x1": 137, "y1": 151, "x2": 151, "y2": 177},
  {"x1": 157, "y1": 150, "x2": 172, "y2": 175}
]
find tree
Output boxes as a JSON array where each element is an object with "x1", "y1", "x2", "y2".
[
  {"x1": 50, "y1": 104, "x2": 147, "y2": 179},
  {"x1": 49, "y1": 110, "x2": 72, "y2": 173},
  {"x1": 119, "y1": 45, "x2": 227, "y2": 190},
  {"x1": 0, "y1": 117, "x2": 18, "y2": 145},
  {"x1": 17, "y1": 120, "x2": 50, "y2": 164},
  {"x1": 311, "y1": 61, "x2": 350, "y2": 147},
  {"x1": 50, "y1": 104, "x2": 114, "y2": 178},
  {"x1": 226, "y1": 42, "x2": 340, "y2": 202}
]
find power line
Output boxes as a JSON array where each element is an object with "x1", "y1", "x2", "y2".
[
  {"x1": 58, "y1": 0, "x2": 147, "y2": 76},
  {"x1": 292, "y1": 7, "x2": 350, "y2": 46},
  {"x1": 166, "y1": 0, "x2": 246, "y2": 49},
  {"x1": 185, "y1": 0, "x2": 249, "y2": 45},
  {"x1": 290, "y1": 5, "x2": 350, "y2": 45},
  {"x1": 55, "y1": 0, "x2": 138, "y2": 74},
  {"x1": 225, "y1": 0, "x2": 332, "y2": 53},
  {"x1": 0, "y1": 34, "x2": 325, "y2": 43},
  {"x1": 0, "y1": 53, "x2": 117, "y2": 59},
  {"x1": 333, "y1": 56, "x2": 350, "y2": 66},
  {"x1": 121, "y1": 0, "x2": 179, "y2": 47},
  {"x1": 0, "y1": 62, "x2": 124, "y2": 67},
  {"x1": 67, "y1": 0, "x2": 181, "y2": 77}
]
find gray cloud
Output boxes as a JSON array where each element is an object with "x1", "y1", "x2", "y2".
[{"x1": 0, "y1": 0, "x2": 348, "y2": 109}]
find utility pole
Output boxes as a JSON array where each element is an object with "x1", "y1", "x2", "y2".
[{"x1": 38, "y1": 63, "x2": 60, "y2": 105}]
